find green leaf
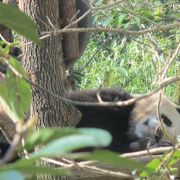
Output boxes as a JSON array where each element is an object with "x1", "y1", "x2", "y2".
[
  {"x1": 134, "y1": 17, "x2": 141, "y2": 27},
  {"x1": 141, "y1": 158, "x2": 160, "y2": 177},
  {"x1": 118, "y1": 14, "x2": 127, "y2": 25},
  {"x1": 118, "y1": 67, "x2": 128, "y2": 78},
  {"x1": 81, "y1": 149, "x2": 148, "y2": 172},
  {"x1": 139, "y1": 8, "x2": 154, "y2": 20},
  {"x1": 0, "y1": 2, "x2": 40, "y2": 44},
  {"x1": 1, "y1": 161, "x2": 69, "y2": 177},
  {"x1": 123, "y1": 22, "x2": 130, "y2": 29},
  {"x1": 24, "y1": 128, "x2": 112, "y2": 152},
  {"x1": 103, "y1": 69, "x2": 115, "y2": 86},
  {"x1": 103, "y1": 17, "x2": 113, "y2": 27},
  {"x1": 30, "y1": 128, "x2": 112, "y2": 159},
  {"x1": 0, "y1": 57, "x2": 31, "y2": 122},
  {"x1": 24, "y1": 128, "x2": 78, "y2": 150},
  {"x1": 168, "y1": 150, "x2": 180, "y2": 166},
  {"x1": 0, "y1": 170, "x2": 24, "y2": 180}
]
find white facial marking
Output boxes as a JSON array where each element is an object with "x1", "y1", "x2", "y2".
[
  {"x1": 148, "y1": 117, "x2": 159, "y2": 128},
  {"x1": 135, "y1": 116, "x2": 159, "y2": 139}
]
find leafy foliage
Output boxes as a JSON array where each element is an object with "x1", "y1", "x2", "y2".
[{"x1": 75, "y1": 0, "x2": 180, "y2": 96}]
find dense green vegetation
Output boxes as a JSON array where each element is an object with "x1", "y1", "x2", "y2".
[
  {"x1": 75, "y1": 35, "x2": 179, "y2": 94},
  {"x1": 75, "y1": 0, "x2": 180, "y2": 98}
]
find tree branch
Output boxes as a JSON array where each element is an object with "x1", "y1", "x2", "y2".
[{"x1": 41, "y1": 22, "x2": 180, "y2": 38}]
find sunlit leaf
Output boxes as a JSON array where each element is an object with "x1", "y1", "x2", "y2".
[
  {"x1": 118, "y1": 14, "x2": 127, "y2": 25},
  {"x1": 139, "y1": 8, "x2": 154, "y2": 20},
  {"x1": 168, "y1": 150, "x2": 180, "y2": 166},
  {"x1": 141, "y1": 158, "x2": 160, "y2": 177},
  {"x1": 103, "y1": 69, "x2": 115, "y2": 86}
]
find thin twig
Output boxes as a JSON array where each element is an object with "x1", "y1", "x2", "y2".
[
  {"x1": 81, "y1": 164, "x2": 134, "y2": 179},
  {"x1": 64, "y1": 9, "x2": 91, "y2": 30},
  {"x1": 0, "y1": 34, "x2": 11, "y2": 45},
  {"x1": 122, "y1": 146, "x2": 174, "y2": 158}
]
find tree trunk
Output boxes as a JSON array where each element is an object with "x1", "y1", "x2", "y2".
[
  {"x1": 18, "y1": 0, "x2": 81, "y2": 179},
  {"x1": 19, "y1": 0, "x2": 80, "y2": 127},
  {"x1": 59, "y1": 0, "x2": 79, "y2": 66}
]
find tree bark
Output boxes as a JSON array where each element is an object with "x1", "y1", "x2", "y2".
[
  {"x1": 59, "y1": 0, "x2": 79, "y2": 66},
  {"x1": 19, "y1": 0, "x2": 80, "y2": 127},
  {"x1": 19, "y1": 0, "x2": 81, "y2": 179}
]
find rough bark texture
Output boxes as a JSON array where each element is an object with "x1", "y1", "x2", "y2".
[
  {"x1": 19, "y1": 0, "x2": 80, "y2": 128},
  {"x1": 0, "y1": 106, "x2": 15, "y2": 143},
  {"x1": 59, "y1": 0, "x2": 79, "y2": 64},
  {"x1": 19, "y1": 0, "x2": 80, "y2": 179}
]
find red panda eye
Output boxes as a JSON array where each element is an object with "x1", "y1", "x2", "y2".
[{"x1": 161, "y1": 114, "x2": 172, "y2": 127}]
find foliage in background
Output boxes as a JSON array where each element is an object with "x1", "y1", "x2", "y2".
[{"x1": 74, "y1": 0, "x2": 180, "y2": 97}]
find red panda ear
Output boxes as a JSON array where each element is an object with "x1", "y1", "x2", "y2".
[
  {"x1": 176, "y1": 106, "x2": 180, "y2": 114},
  {"x1": 161, "y1": 114, "x2": 172, "y2": 127},
  {"x1": 176, "y1": 97, "x2": 180, "y2": 113},
  {"x1": 174, "y1": 97, "x2": 180, "y2": 113}
]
